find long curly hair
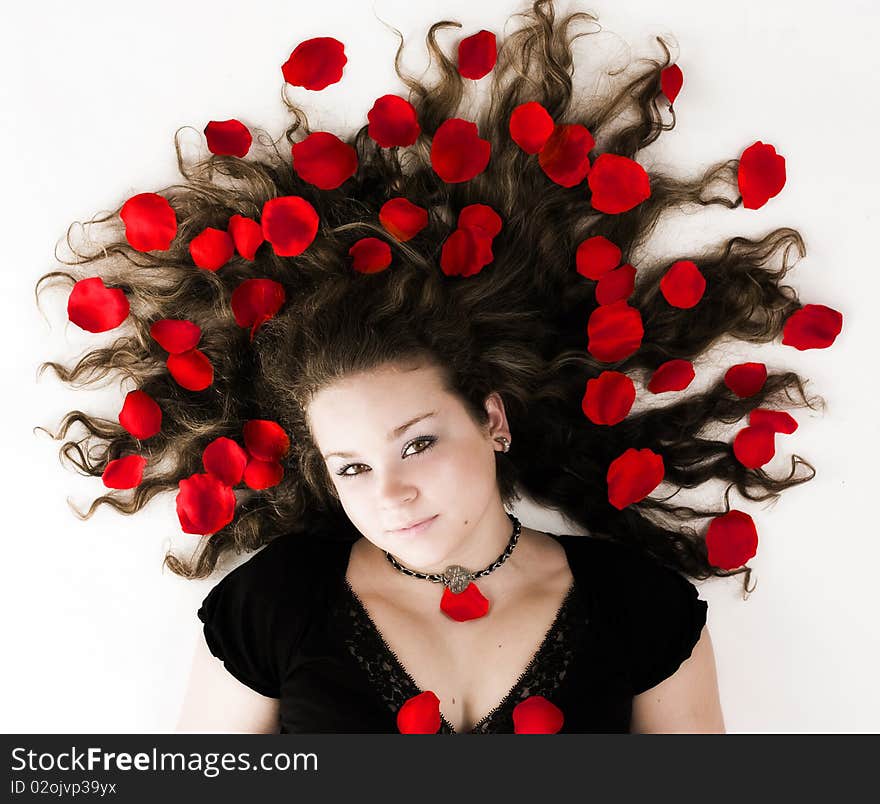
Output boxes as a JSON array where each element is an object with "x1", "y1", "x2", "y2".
[{"x1": 34, "y1": 0, "x2": 826, "y2": 592}]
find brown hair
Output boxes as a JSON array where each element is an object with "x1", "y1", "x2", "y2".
[{"x1": 34, "y1": 0, "x2": 824, "y2": 593}]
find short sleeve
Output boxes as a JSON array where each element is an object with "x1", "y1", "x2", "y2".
[
  {"x1": 197, "y1": 540, "x2": 302, "y2": 699},
  {"x1": 614, "y1": 545, "x2": 709, "y2": 696}
]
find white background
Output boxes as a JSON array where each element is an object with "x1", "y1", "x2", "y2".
[{"x1": 2, "y1": 0, "x2": 877, "y2": 733}]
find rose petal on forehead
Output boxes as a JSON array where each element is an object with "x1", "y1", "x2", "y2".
[
  {"x1": 118, "y1": 390, "x2": 162, "y2": 440},
  {"x1": 582, "y1": 371, "x2": 636, "y2": 426},
  {"x1": 595, "y1": 263, "x2": 636, "y2": 305},
  {"x1": 647, "y1": 358, "x2": 695, "y2": 394},
  {"x1": 291, "y1": 131, "x2": 358, "y2": 190},
  {"x1": 587, "y1": 299, "x2": 644, "y2": 362},
  {"x1": 737, "y1": 140, "x2": 786, "y2": 210},
  {"x1": 101, "y1": 454, "x2": 147, "y2": 489},
  {"x1": 607, "y1": 447, "x2": 665, "y2": 510},
  {"x1": 430, "y1": 118, "x2": 491, "y2": 183},
  {"x1": 67, "y1": 277, "x2": 130, "y2": 333},
  {"x1": 202, "y1": 437, "x2": 248, "y2": 487},
  {"x1": 120, "y1": 192, "x2": 178, "y2": 252},
  {"x1": 724, "y1": 362, "x2": 767, "y2": 398},
  {"x1": 189, "y1": 226, "x2": 235, "y2": 271},
  {"x1": 379, "y1": 197, "x2": 429, "y2": 242},
  {"x1": 243, "y1": 456, "x2": 284, "y2": 490},
  {"x1": 150, "y1": 319, "x2": 201, "y2": 354},
  {"x1": 733, "y1": 425, "x2": 776, "y2": 468},
  {"x1": 750, "y1": 409, "x2": 798, "y2": 435},
  {"x1": 660, "y1": 64, "x2": 683, "y2": 106},
  {"x1": 458, "y1": 204, "x2": 502, "y2": 239},
  {"x1": 367, "y1": 95, "x2": 421, "y2": 148},
  {"x1": 349, "y1": 236, "x2": 392, "y2": 273},
  {"x1": 509, "y1": 101, "x2": 554, "y2": 155},
  {"x1": 243, "y1": 419, "x2": 291, "y2": 462},
  {"x1": 588, "y1": 153, "x2": 651, "y2": 214},
  {"x1": 175, "y1": 472, "x2": 236, "y2": 535},
  {"x1": 660, "y1": 260, "x2": 706, "y2": 309},
  {"x1": 705, "y1": 510, "x2": 759, "y2": 570},
  {"x1": 281, "y1": 36, "x2": 347, "y2": 90},
  {"x1": 397, "y1": 691, "x2": 441, "y2": 734},
  {"x1": 781, "y1": 303, "x2": 843, "y2": 350},
  {"x1": 204, "y1": 119, "x2": 252, "y2": 158},
  {"x1": 575, "y1": 235, "x2": 621, "y2": 280},
  {"x1": 230, "y1": 278, "x2": 286, "y2": 341},
  {"x1": 261, "y1": 195, "x2": 319, "y2": 257},
  {"x1": 167, "y1": 348, "x2": 214, "y2": 391},
  {"x1": 538, "y1": 124, "x2": 594, "y2": 187},
  {"x1": 227, "y1": 214, "x2": 265, "y2": 261},
  {"x1": 458, "y1": 29, "x2": 497, "y2": 80},
  {"x1": 512, "y1": 696, "x2": 564, "y2": 734}
]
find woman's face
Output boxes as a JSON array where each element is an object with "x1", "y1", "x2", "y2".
[{"x1": 306, "y1": 360, "x2": 511, "y2": 569}]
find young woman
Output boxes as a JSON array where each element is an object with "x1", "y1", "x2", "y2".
[{"x1": 36, "y1": 0, "x2": 836, "y2": 733}]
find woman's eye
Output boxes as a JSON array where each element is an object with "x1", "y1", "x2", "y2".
[{"x1": 336, "y1": 436, "x2": 437, "y2": 478}]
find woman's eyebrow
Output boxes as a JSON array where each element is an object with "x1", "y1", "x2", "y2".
[{"x1": 323, "y1": 410, "x2": 438, "y2": 459}]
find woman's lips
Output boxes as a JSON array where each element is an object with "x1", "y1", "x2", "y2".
[{"x1": 392, "y1": 514, "x2": 438, "y2": 535}]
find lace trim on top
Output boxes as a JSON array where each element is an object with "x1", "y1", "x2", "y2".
[{"x1": 333, "y1": 578, "x2": 587, "y2": 733}]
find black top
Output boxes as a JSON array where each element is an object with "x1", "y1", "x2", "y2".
[{"x1": 197, "y1": 530, "x2": 708, "y2": 733}]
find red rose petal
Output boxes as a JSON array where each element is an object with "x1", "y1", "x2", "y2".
[
  {"x1": 595, "y1": 263, "x2": 636, "y2": 305},
  {"x1": 660, "y1": 64, "x2": 683, "y2": 106},
  {"x1": 175, "y1": 472, "x2": 236, "y2": 535},
  {"x1": 575, "y1": 235, "x2": 621, "y2": 280},
  {"x1": 431, "y1": 118, "x2": 491, "y2": 183},
  {"x1": 150, "y1": 319, "x2": 201, "y2": 354},
  {"x1": 227, "y1": 214, "x2": 264, "y2": 261},
  {"x1": 243, "y1": 419, "x2": 290, "y2": 462},
  {"x1": 367, "y1": 95, "x2": 421, "y2": 147},
  {"x1": 647, "y1": 359, "x2": 696, "y2": 394},
  {"x1": 538, "y1": 124, "x2": 594, "y2": 187},
  {"x1": 458, "y1": 29, "x2": 497, "y2": 80},
  {"x1": 440, "y1": 226, "x2": 494, "y2": 277},
  {"x1": 118, "y1": 389, "x2": 162, "y2": 440},
  {"x1": 705, "y1": 509, "x2": 759, "y2": 570},
  {"x1": 189, "y1": 226, "x2": 235, "y2": 271},
  {"x1": 509, "y1": 101, "x2": 555, "y2": 155},
  {"x1": 660, "y1": 260, "x2": 706, "y2": 308},
  {"x1": 724, "y1": 362, "x2": 767, "y2": 398},
  {"x1": 243, "y1": 456, "x2": 284, "y2": 490},
  {"x1": 379, "y1": 197, "x2": 429, "y2": 241},
  {"x1": 261, "y1": 195, "x2": 319, "y2": 257},
  {"x1": 67, "y1": 277, "x2": 130, "y2": 333},
  {"x1": 750, "y1": 409, "x2": 798, "y2": 435},
  {"x1": 458, "y1": 203, "x2": 502, "y2": 239},
  {"x1": 120, "y1": 192, "x2": 178, "y2": 252},
  {"x1": 607, "y1": 447, "x2": 665, "y2": 510},
  {"x1": 733, "y1": 425, "x2": 776, "y2": 468},
  {"x1": 166, "y1": 348, "x2": 213, "y2": 391},
  {"x1": 582, "y1": 371, "x2": 636, "y2": 426},
  {"x1": 397, "y1": 691, "x2": 441, "y2": 734},
  {"x1": 781, "y1": 304, "x2": 843, "y2": 350},
  {"x1": 291, "y1": 131, "x2": 358, "y2": 190},
  {"x1": 737, "y1": 141, "x2": 786, "y2": 210},
  {"x1": 202, "y1": 437, "x2": 248, "y2": 486},
  {"x1": 512, "y1": 695, "x2": 564, "y2": 734},
  {"x1": 349, "y1": 236, "x2": 392, "y2": 273},
  {"x1": 101, "y1": 454, "x2": 147, "y2": 489},
  {"x1": 281, "y1": 37, "x2": 346, "y2": 91},
  {"x1": 230, "y1": 278, "x2": 286, "y2": 342},
  {"x1": 587, "y1": 299, "x2": 644, "y2": 362},
  {"x1": 204, "y1": 119, "x2": 252, "y2": 158},
  {"x1": 588, "y1": 153, "x2": 651, "y2": 214},
  {"x1": 440, "y1": 582, "x2": 490, "y2": 621}
]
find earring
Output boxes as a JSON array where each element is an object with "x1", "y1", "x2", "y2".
[{"x1": 494, "y1": 436, "x2": 510, "y2": 452}]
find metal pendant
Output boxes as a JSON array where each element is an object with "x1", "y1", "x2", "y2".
[{"x1": 442, "y1": 564, "x2": 474, "y2": 594}]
